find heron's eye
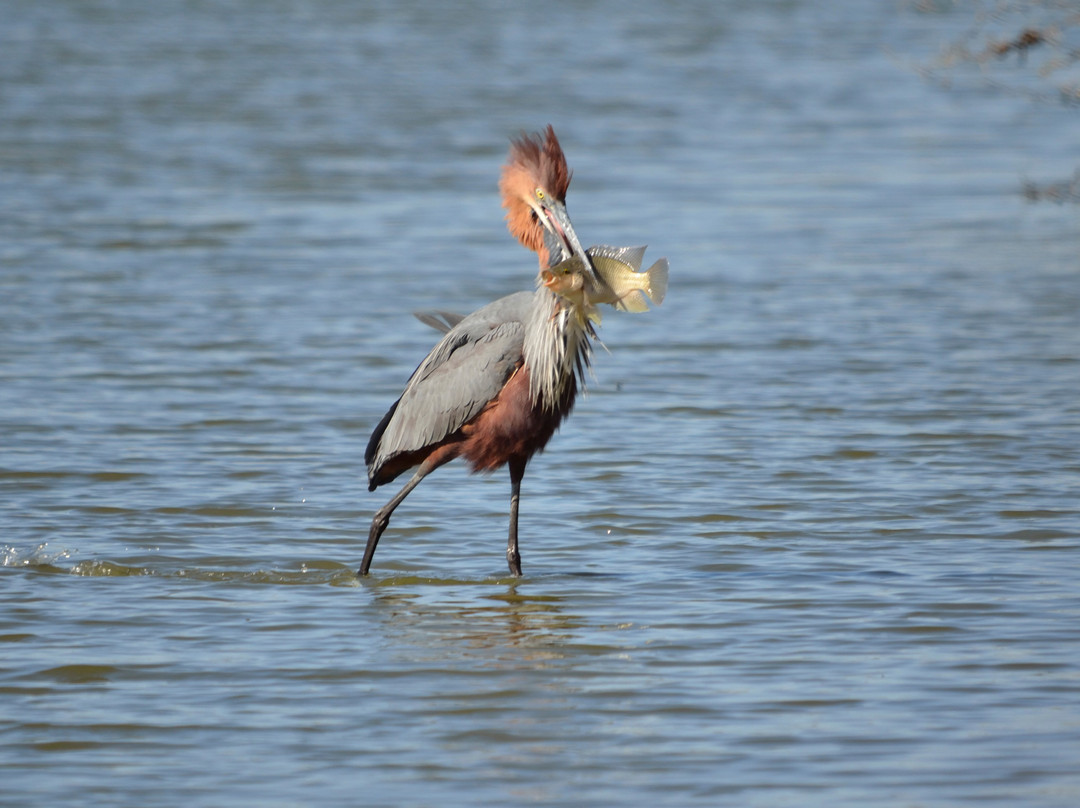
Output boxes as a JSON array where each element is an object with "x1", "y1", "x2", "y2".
[{"x1": 535, "y1": 188, "x2": 545, "y2": 200}]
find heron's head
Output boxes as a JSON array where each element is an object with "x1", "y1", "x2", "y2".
[{"x1": 499, "y1": 126, "x2": 589, "y2": 270}]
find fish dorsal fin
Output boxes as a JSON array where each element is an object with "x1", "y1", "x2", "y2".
[{"x1": 586, "y1": 244, "x2": 647, "y2": 272}]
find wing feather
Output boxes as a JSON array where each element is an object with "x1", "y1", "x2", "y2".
[{"x1": 366, "y1": 292, "x2": 533, "y2": 484}]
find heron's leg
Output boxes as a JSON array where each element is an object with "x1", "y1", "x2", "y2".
[
  {"x1": 506, "y1": 457, "x2": 527, "y2": 577},
  {"x1": 360, "y1": 465, "x2": 432, "y2": 576}
]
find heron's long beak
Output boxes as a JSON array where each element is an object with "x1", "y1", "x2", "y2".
[{"x1": 541, "y1": 200, "x2": 594, "y2": 278}]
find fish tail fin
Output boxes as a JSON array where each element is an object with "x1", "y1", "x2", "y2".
[
  {"x1": 613, "y1": 258, "x2": 669, "y2": 313},
  {"x1": 643, "y1": 258, "x2": 668, "y2": 304}
]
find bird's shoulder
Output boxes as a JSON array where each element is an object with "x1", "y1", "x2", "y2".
[{"x1": 411, "y1": 290, "x2": 533, "y2": 381}]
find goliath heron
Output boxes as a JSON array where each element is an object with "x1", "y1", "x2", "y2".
[{"x1": 362, "y1": 126, "x2": 599, "y2": 577}]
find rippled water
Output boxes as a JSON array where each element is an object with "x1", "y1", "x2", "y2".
[{"x1": 3, "y1": 1, "x2": 1080, "y2": 806}]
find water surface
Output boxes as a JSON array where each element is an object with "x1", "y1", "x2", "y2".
[{"x1": 2, "y1": 1, "x2": 1079, "y2": 806}]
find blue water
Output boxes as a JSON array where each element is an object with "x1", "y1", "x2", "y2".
[{"x1": 3, "y1": 1, "x2": 1079, "y2": 806}]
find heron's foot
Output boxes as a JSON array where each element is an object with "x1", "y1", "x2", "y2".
[{"x1": 506, "y1": 549, "x2": 522, "y2": 578}]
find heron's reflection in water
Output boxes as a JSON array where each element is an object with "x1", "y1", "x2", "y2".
[{"x1": 368, "y1": 577, "x2": 586, "y2": 664}]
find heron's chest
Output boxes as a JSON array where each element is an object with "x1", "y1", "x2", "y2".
[{"x1": 459, "y1": 364, "x2": 576, "y2": 471}]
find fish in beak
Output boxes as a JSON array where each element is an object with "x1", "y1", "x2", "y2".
[{"x1": 545, "y1": 244, "x2": 668, "y2": 322}]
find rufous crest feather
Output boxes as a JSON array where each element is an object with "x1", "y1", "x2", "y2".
[{"x1": 499, "y1": 126, "x2": 572, "y2": 257}]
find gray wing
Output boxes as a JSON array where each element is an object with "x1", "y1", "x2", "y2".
[{"x1": 366, "y1": 291, "x2": 534, "y2": 482}]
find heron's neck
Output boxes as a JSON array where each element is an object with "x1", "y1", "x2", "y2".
[{"x1": 523, "y1": 287, "x2": 593, "y2": 412}]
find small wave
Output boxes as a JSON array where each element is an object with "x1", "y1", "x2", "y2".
[
  {"x1": 2, "y1": 543, "x2": 361, "y2": 585},
  {"x1": 69, "y1": 560, "x2": 157, "y2": 577},
  {"x1": 1, "y1": 542, "x2": 74, "y2": 569}
]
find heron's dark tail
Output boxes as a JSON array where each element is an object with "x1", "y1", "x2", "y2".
[{"x1": 365, "y1": 399, "x2": 400, "y2": 491}]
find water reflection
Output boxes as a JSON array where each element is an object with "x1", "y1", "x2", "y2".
[{"x1": 368, "y1": 579, "x2": 582, "y2": 662}]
